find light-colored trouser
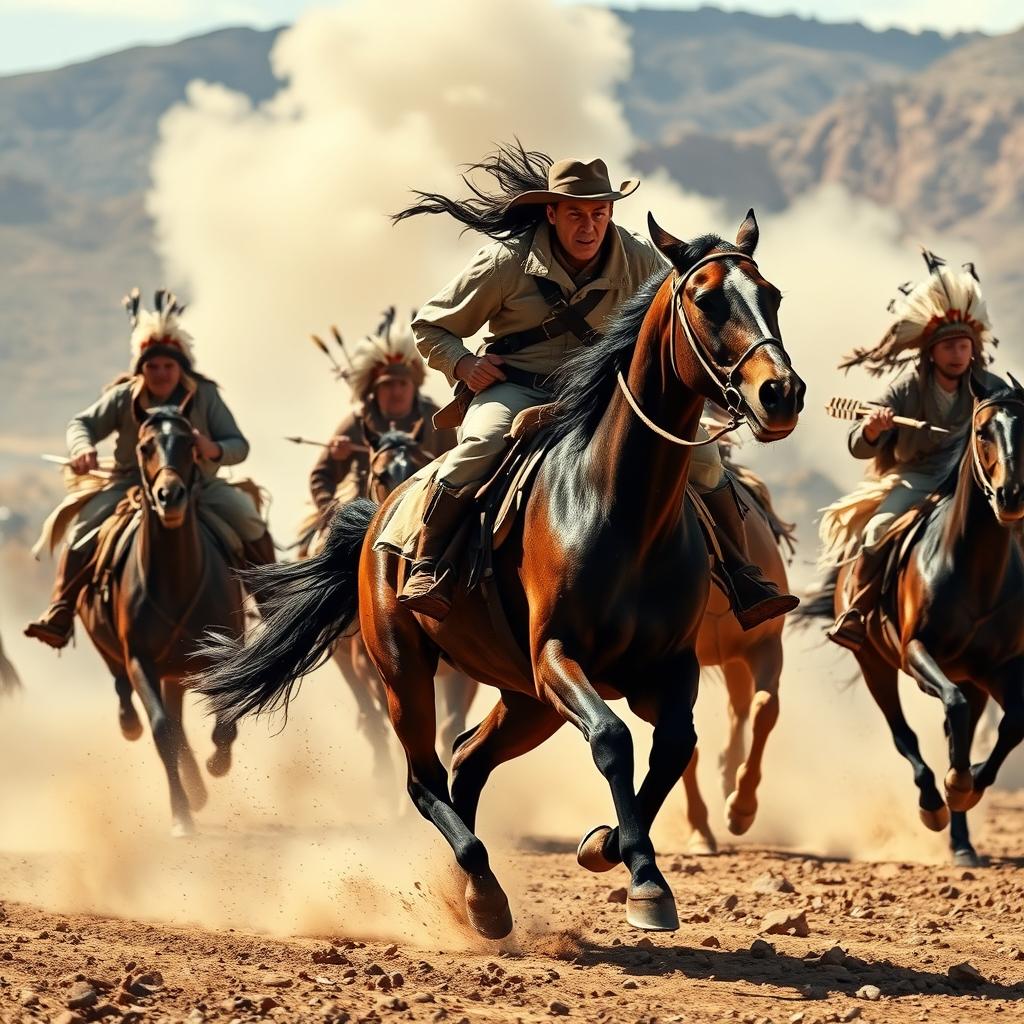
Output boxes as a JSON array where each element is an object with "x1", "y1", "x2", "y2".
[
  {"x1": 435, "y1": 380, "x2": 723, "y2": 492},
  {"x1": 862, "y1": 471, "x2": 939, "y2": 551},
  {"x1": 68, "y1": 476, "x2": 265, "y2": 549}
]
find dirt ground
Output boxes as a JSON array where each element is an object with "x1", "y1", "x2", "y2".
[{"x1": 3, "y1": 796, "x2": 1024, "y2": 1024}]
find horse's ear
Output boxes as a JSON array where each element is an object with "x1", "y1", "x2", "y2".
[
  {"x1": 735, "y1": 208, "x2": 759, "y2": 256},
  {"x1": 647, "y1": 212, "x2": 688, "y2": 266},
  {"x1": 1007, "y1": 370, "x2": 1024, "y2": 396},
  {"x1": 177, "y1": 390, "x2": 195, "y2": 417},
  {"x1": 970, "y1": 372, "x2": 994, "y2": 402}
]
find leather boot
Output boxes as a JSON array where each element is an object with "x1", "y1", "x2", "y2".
[
  {"x1": 24, "y1": 541, "x2": 96, "y2": 649},
  {"x1": 241, "y1": 530, "x2": 276, "y2": 610},
  {"x1": 826, "y1": 544, "x2": 887, "y2": 652},
  {"x1": 702, "y1": 480, "x2": 800, "y2": 631},
  {"x1": 398, "y1": 479, "x2": 474, "y2": 622}
]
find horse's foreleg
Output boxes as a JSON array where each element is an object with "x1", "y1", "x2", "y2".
[
  {"x1": 538, "y1": 638, "x2": 679, "y2": 932},
  {"x1": 725, "y1": 641, "x2": 781, "y2": 836},
  {"x1": 114, "y1": 674, "x2": 143, "y2": 741},
  {"x1": 450, "y1": 689, "x2": 562, "y2": 832},
  {"x1": 127, "y1": 655, "x2": 193, "y2": 836},
  {"x1": 163, "y1": 680, "x2": 207, "y2": 813},
  {"x1": 436, "y1": 668, "x2": 479, "y2": 768},
  {"x1": 972, "y1": 673, "x2": 1024, "y2": 798},
  {"x1": 906, "y1": 639, "x2": 976, "y2": 812},
  {"x1": 681, "y1": 746, "x2": 717, "y2": 856},
  {"x1": 948, "y1": 686, "x2": 987, "y2": 867},
  {"x1": 362, "y1": 605, "x2": 512, "y2": 940},
  {"x1": 859, "y1": 646, "x2": 946, "y2": 828}
]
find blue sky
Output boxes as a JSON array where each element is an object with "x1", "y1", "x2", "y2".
[{"x1": 1, "y1": 0, "x2": 1020, "y2": 76}]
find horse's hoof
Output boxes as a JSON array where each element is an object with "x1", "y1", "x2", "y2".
[
  {"x1": 119, "y1": 708, "x2": 143, "y2": 742},
  {"x1": 687, "y1": 830, "x2": 718, "y2": 857},
  {"x1": 465, "y1": 875, "x2": 513, "y2": 940},
  {"x1": 944, "y1": 769, "x2": 980, "y2": 812},
  {"x1": 576, "y1": 825, "x2": 618, "y2": 873},
  {"x1": 952, "y1": 847, "x2": 981, "y2": 868},
  {"x1": 626, "y1": 882, "x2": 679, "y2": 932},
  {"x1": 170, "y1": 818, "x2": 195, "y2": 839},
  {"x1": 725, "y1": 792, "x2": 756, "y2": 836},
  {"x1": 206, "y1": 749, "x2": 232, "y2": 778},
  {"x1": 919, "y1": 804, "x2": 950, "y2": 831}
]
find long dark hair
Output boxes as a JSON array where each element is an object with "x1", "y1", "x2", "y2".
[{"x1": 392, "y1": 140, "x2": 553, "y2": 241}]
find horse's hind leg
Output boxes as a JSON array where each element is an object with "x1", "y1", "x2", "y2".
[
  {"x1": 206, "y1": 715, "x2": 237, "y2": 778},
  {"x1": 127, "y1": 656, "x2": 193, "y2": 836},
  {"x1": 681, "y1": 746, "x2": 717, "y2": 856},
  {"x1": 341, "y1": 636, "x2": 397, "y2": 793},
  {"x1": 906, "y1": 639, "x2": 977, "y2": 812},
  {"x1": 362, "y1": 604, "x2": 512, "y2": 940},
  {"x1": 858, "y1": 646, "x2": 947, "y2": 830},
  {"x1": 163, "y1": 680, "x2": 207, "y2": 813},
  {"x1": 436, "y1": 668, "x2": 480, "y2": 768},
  {"x1": 114, "y1": 673, "x2": 143, "y2": 741},
  {"x1": 725, "y1": 640, "x2": 782, "y2": 836},
  {"x1": 719, "y1": 661, "x2": 752, "y2": 799},
  {"x1": 971, "y1": 669, "x2": 1024, "y2": 803},
  {"x1": 450, "y1": 689, "x2": 562, "y2": 832}
]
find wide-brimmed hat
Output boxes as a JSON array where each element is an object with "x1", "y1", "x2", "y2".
[{"x1": 506, "y1": 157, "x2": 639, "y2": 209}]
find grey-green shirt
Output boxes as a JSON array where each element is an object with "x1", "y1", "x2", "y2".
[{"x1": 66, "y1": 375, "x2": 249, "y2": 481}]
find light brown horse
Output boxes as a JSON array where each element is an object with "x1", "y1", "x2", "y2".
[
  {"x1": 80, "y1": 404, "x2": 246, "y2": 836},
  {"x1": 684, "y1": 472, "x2": 792, "y2": 854},
  {"x1": 198, "y1": 211, "x2": 804, "y2": 937}
]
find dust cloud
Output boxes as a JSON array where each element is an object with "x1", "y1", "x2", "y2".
[{"x1": 0, "y1": 0, "x2": 1017, "y2": 949}]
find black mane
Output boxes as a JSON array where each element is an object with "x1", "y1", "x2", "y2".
[{"x1": 547, "y1": 233, "x2": 729, "y2": 446}]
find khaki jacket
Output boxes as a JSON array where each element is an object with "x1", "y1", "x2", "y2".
[
  {"x1": 309, "y1": 396, "x2": 455, "y2": 511},
  {"x1": 66, "y1": 374, "x2": 249, "y2": 482},
  {"x1": 413, "y1": 221, "x2": 667, "y2": 385},
  {"x1": 849, "y1": 367, "x2": 1005, "y2": 478}
]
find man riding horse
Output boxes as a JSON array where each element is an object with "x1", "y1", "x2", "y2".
[
  {"x1": 25, "y1": 289, "x2": 274, "y2": 649},
  {"x1": 825, "y1": 252, "x2": 1003, "y2": 651},
  {"x1": 392, "y1": 142, "x2": 797, "y2": 628},
  {"x1": 309, "y1": 310, "x2": 456, "y2": 522}
]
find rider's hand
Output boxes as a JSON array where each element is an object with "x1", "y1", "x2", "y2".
[
  {"x1": 192, "y1": 429, "x2": 223, "y2": 462},
  {"x1": 862, "y1": 407, "x2": 895, "y2": 444},
  {"x1": 455, "y1": 353, "x2": 506, "y2": 393},
  {"x1": 329, "y1": 436, "x2": 354, "y2": 461},
  {"x1": 69, "y1": 449, "x2": 99, "y2": 475}
]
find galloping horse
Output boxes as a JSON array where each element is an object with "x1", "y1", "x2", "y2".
[
  {"x1": 801, "y1": 376, "x2": 1024, "y2": 865},
  {"x1": 79, "y1": 404, "x2": 246, "y2": 836},
  {"x1": 327, "y1": 421, "x2": 478, "y2": 781},
  {"x1": 684, "y1": 470, "x2": 793, "y2": 854},
  {"x1": 0, "y1": 629, "x2": 21, "y2": 696},
  {"x1": 198, "y1": 211, "x2": 804, "y2": 936}
]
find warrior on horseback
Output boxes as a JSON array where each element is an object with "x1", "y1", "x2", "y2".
[
  {"x1": 392, "y1": 142, "x2": 796, "y2": 628},
  {"x1": 825, "y1": 253, "x2": 1002, "y2": 651},
  {"x1": 25, "y1": 289, "x2": 274, "y2": 649}
]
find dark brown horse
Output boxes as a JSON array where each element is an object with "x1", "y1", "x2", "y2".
[
  {"x1": 684, "y1": 473, "x2": 792, "y2": 854},
  {"x1": 197, "y1": 211, "x2": 804, "y2": 936},
  {"x1": 80, "y1": 404, "x2": 246, "y2": 836},
  {"x1": 801, "y1": 375, "x2": 1024, "y2": 865}
]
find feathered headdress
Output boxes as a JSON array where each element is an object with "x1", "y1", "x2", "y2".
[
  {"x1": 124, "y1": 287, "x2": 195, "y2": 372},
  {"x1": 314, "y1": 307, "x2": 425, "y2": 404},
  {"x1": 840, "y1": 250, "x2": 996, "y2": 377}
]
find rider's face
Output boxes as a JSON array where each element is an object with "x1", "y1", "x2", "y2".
[
  {"x1": 931, "y1": 335, "x2": 974, "y2": 380},
  {"x1": 375, "y1": 378, "x2": 415, "y2": 419},
  {"x1": 546, "y1": 200, "x2": 612, "y2": 268},
  {"x1": 141, "y1": 356, "x2": 182, "y2": 402}
]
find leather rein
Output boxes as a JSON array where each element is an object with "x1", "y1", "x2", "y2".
[{"x1": 616, "y1": 250, "x2": 789, "y2": 447}]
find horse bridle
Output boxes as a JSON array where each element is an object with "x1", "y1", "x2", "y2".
[
  {"x1": 970, "y1": 393, "x2": 1024, "y2": 503},
  {"x1": 617, "y1": 250, "x2": 790, "y2": 447},
  {"x1": 138, "y1": 415, "x2": 199, "y2": 512}
]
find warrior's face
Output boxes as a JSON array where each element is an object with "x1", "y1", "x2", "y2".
[
  {"x1": 930, "y1": 335, "x2": 974, "y2": 383},
  {"x1": 547, "y1": 200, "x2": 612, "y2": 269},
  {"x1": 141, "y1": 355, "x2": 182, "y2": 403},
  {"x1": 375, "y1": 378, "x2": 416, "y2": 420}
]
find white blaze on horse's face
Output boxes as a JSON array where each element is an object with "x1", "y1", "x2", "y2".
[{"x1": 139, "y1": 416, "x2": 194, "y2": 529}]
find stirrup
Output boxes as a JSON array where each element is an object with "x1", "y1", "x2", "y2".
[{"x1": 826, "y1": 609, "x2": 866, "y2": 652}]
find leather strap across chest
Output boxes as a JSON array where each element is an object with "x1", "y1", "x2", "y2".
[{"x1": 486, "y1": 276, "x2": 606, "y2": 358}]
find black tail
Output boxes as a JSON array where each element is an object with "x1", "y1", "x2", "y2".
[
  {"x1": 791, "y1": 564, "x2": 839, "y2": 628},
  {"x1": 194, "y1": 499, "x2": 377, "y2": 725}
]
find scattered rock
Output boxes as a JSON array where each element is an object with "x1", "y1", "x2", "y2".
[
  {"x1": 721, "y1": 894, "x2": 740, "y2": 912},
  {"x1": 549, "y1": 1000, "x2": 570, "y2": 1016},
  {"x1": 762, "y1": 909, "x2": 810, "y2": 938},
  {"x1": 752, "y1": 873, "x2": 796, "y2": 895},
  {"x1": 262, "y1": 972, "x2": 293, "y2": 988},
  {"x1": 750, "y1": 939, "x2": 775, "y2": 959},
  {"x1": 384, "y1": 943, "x2": 399, "y2": 956},
  {"x1": 637, "y1": 937, "x2": 655, "y2": 949},
  {"x1": 19, "y1": 988, "x2": 40, "y2": 1008},
  {"x1": 312, "y1": 947, "x2": 350, "y2": 966},
  {"x1": 947, "y1": 961, "x2": 986, "y2": 987},
  {"x1": 840, "y1": 1008, "x2": 862, "y2": 1021},
  {"x1": 623, "y1": 980, "x2": 638, "y2": 990},
  {"x1": 819, "y1": 944, "x2": 848, "y2": 966},
  {"x1": 258, "y1": 996, "x2": 281, "y2": 1013},
  {"x1": 701, "y1": 935, "x2": 721, "y2": 948},
  {"x1": 856, "y1": 985, "x2": 881, "y2": 1001},
  {"x1": 67, "y1": 981, "x2": 99, "y2": 1010},
  {"x1": 789, "y1": 1014, "x2": 805, "y2": 1024},
  {"x1": 52, "y1": 1013, "x2": 85, "y2": 1024},
  {"x1": 607, "y1": 887, "x2": 628, "y2": 904}
]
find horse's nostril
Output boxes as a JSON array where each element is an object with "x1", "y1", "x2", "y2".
[{"x1": 759, "y1": 379, "x2": 786, "y2": 410}]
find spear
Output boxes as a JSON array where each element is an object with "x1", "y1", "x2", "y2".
[
  {"x1": 825, "y1": 397, "x2": 950, "y2": 434},
  {"x1": 41, "y1": 454, "x2": 114, "y2": 479},
  {"x1": 284, "y1": 436, "x2": 370, "y2": 453}
]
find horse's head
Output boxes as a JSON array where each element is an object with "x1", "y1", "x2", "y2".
[
  {"x1": 970, "y1": 374, "x2": 1024, "y2": 523},
  {"x1": 363, "y1": 418, "x2": 432, "y2": 502},
  {"x1": 648, "y1": 209, "x2": 805, "y2": 442},
  {"x1": 134, "y1": 403, "x2": 198, "y2": 528}
]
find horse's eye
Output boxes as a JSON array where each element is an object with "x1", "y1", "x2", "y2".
[{"x1": 693, "y1": 289, "x2": 726, "y2": 319}]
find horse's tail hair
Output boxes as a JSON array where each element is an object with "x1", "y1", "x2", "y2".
[
  {"x1": 193, "y1": 499, "x2": 377, "y2": 725},
  {"x1": 791, "y1": 565, "x2": 839, "y2": 628}
]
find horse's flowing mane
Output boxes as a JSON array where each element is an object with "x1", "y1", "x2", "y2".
[{"x1": 547, "y1": 233, "x2": 728, "y2": 447}]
